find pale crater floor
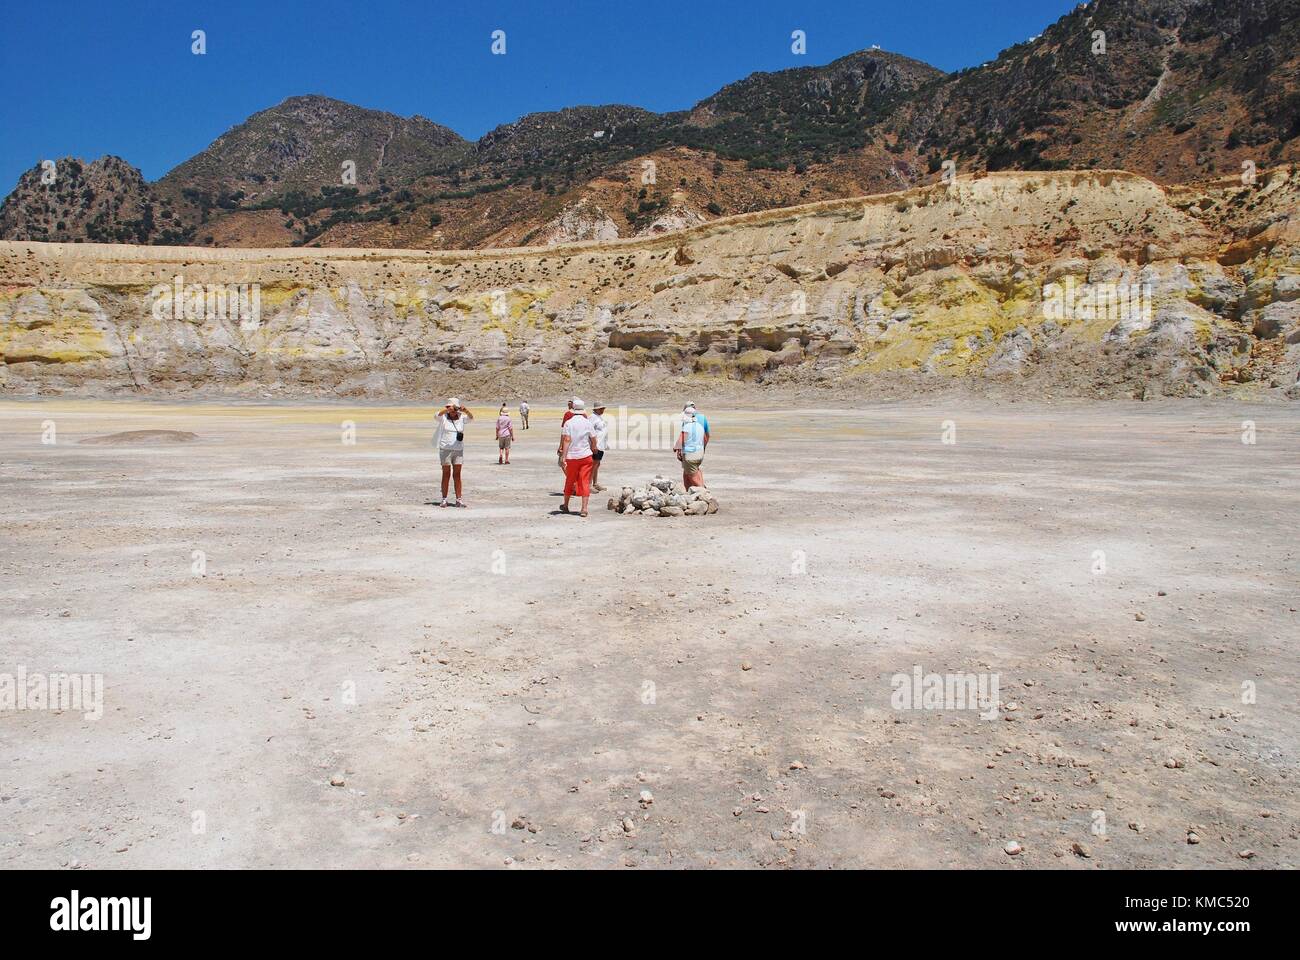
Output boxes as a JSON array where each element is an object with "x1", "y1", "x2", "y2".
[{"x1": 0, "y1": 398, "x2": 1296, "y2": 868}]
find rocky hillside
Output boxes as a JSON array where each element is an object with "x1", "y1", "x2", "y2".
[
  {"x1": 2, "y1": 0, "x2": 1297, "y2": 250},
  {"x1": 156, "y1": 95, "x2": 469, "y2": 203},
  {"x1": 0, "y1": 156, "x2": 190, "y2": 245},
  {"x1": 892, "y1": 0, "x2": 1300, "y2": 180},
  {"x1": 674, "y1": 49, "x2": 943, "y2": 168},
  {"x1": 472, "y1": 105, "x2": 662, "y2": 173},
  {"x1": 3, "y1": 169, "x2": 1297, "y2": 401}
]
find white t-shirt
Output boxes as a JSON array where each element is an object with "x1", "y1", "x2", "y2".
[
  {"x1": 590, "y1": 414, "x2": 608, "y2": 452},
  {"x1": 562, "y1": 414, "x2": 596, "y2": 459},
  {"x1": 435, "y1": 412, "x2": 468, "y2": 450}
]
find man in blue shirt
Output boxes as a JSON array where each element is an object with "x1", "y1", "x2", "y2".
[
  {"x1": 675, "y1": 403, "x2": 710, "y2": 488},
  {"x1": 684, "y1": 401, "x2": 710, "y2": 438}
]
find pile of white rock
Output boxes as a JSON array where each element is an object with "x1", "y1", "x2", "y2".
[{"x1": 608, "y1": 476, "x2": 719, "y2": 517}]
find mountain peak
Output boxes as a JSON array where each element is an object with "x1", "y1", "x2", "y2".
[{"x1": 156, "y1": 94, "x2": 469, "y2": 201}]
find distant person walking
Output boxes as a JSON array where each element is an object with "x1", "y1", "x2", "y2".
[
  {"x1": 496, "y1": 404, "x2": 515, "y2": 465},
  {"x1": 559, "y1": 399, "x2": 598, "y2": 517},
  {"x1": 590, "y1": 402, "x2": 610, "y2": 492},
  {"x1": 434, "y1": 398, "x2": 474, "y2": 507},
  {"x1": 674, "y1": 403, "x2": 709, "y2": 489},
  {"x1": 519, "y1": 400, "x2": 530, "y2": 430}
]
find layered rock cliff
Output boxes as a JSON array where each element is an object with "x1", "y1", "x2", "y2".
[{"x1": 2, "y1": 170, "x2": 1298, "y2": 399}]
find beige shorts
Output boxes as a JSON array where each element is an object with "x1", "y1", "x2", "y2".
[
  {"x1": 683, "y1": 452, "x2": 704, "y2": 470},
  {"x1": 498, "y1": 437, "x2": 512, "y2": 450},
  {"x1": 439, "y1": 448, "x2": 464, "y2": 466}
]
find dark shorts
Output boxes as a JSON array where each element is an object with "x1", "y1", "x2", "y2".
[{"x1": 593, "y1": 449, "x2": 604, "y2": 462}]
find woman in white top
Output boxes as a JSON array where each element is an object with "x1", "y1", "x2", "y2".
[
  {"x1": 434, "y1": 398, "x2": 474, "y2": 507},
  {"x1": 590, "y1": 402, "x2": 610, "y2": 492},
  {"x1": 559, "y1": 399, "x2": 598, "y2": 517}
]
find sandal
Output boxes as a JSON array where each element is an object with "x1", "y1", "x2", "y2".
[{"x1": 579, "y1": 510, "x2": 588, "y2": 518}]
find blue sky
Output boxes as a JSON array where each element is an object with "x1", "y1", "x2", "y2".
[{"x1": 0, "y1": 0, "x2": 1080, "y2": 188}]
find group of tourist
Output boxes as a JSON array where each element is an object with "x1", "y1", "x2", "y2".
[{"x1": 431, "y1": 397, "x2": 711, "y2": 515}]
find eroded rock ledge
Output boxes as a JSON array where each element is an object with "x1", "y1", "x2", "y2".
[{"x1": 2, "y1": 170, "x2": 1298, "y2": 399}]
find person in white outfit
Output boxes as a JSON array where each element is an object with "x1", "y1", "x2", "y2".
[
  {"x1": 559, "y1": 399, "x2": 598, "y2": 517},
  {"x1": 434, "y1": 398, "x2": 474, "y2": 507},
  {"x1": 590, "y1": 402, "x2": 610, "y2": 492}
]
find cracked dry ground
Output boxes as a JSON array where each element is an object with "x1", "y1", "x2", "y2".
[{"x1": 0, "y1": 398, "x2": 1296, "y2": 868}]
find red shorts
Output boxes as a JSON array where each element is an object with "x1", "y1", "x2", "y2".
[{"x1": 563, "y1": 456, "x2": 594, "y2": 497}]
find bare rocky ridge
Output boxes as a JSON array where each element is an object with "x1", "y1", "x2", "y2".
[
  {"x1": 0, "y1": 156, "x2": 182, "y2": 245},
  {"x1": 2, "y1": 169, "x2": 1297, "y2": 400},
  {"x1": 2, "y1": 0, "x2": 1296, "y2": 251},
  {"x1": 892, "y1": 0, "x2": 1300, "y2": 181},
  {"x1": 157, "y1": 95, "x2": 469, "y2": 202}
]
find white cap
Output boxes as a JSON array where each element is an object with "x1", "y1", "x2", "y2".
[
  {"x1": 683, "y1": 404, "x2": 698, "y2": 415},
  {"x1": 446, "y1": 397, "x2": 461, "y2": 407},
  {"x1": 571, "y1": 398, "x2": 585, "y2": 411}
]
